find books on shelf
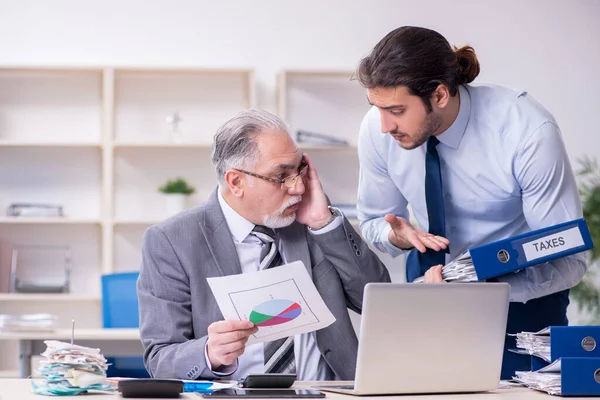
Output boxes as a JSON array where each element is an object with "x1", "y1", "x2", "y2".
[
  {"x1": 296, "y1": 130, "x2": 349, "y2": 146},
  {"x1": 0, "y1": 313, "x2": 57, "y2": 332},
  {"x1": 7, "y1": 203, "x2": 64, "y2": 218}
]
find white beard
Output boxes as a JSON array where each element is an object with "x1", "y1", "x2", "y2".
[{"x1": 262, "y1": 195, "x2": 302, "y2": 229}]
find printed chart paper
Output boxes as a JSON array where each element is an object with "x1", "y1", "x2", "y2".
[{"x1": 207, "y1": 261, "x2": 336, "y2": 345}]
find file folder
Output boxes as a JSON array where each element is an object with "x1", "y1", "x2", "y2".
[
  {"x1": 517, "y1": 357, "x2": 600, "y2": 396},
  {"x1": 530, "y1": 326, "x2": 600, "y2": 370},
  {"x1": 551, "y1": 326, "x2": 600, "y2": 361},
  {"x1": 469, "y1": 218, "x2": 593, "y2": 281},
  {"x1": 559, "y1": 357, "x2": 600, "y2": 396}
]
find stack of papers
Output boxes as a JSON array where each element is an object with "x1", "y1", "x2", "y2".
[
  {"x1": 31, "y1": 340, "x2": 114, "y2": 395},
  {"x1": 413, "y1": 251, "x2": 478, "y2": 283},
  {"x1": 0, "y1": 313, "x2": 56, "y2": 332},
  {"x1": 510, "y1": 327, "x2": 560, "y2": 395},
  {"x1": 510, "y1": 327, "x2": 551, "y2": 362},
  {"x1": 513, "y1": 359, "x2": 561, "y2": 396}
]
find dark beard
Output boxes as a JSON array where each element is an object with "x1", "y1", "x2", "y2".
[{"x1": 392, "y1": 111, "x2": 443, "y2": 150}]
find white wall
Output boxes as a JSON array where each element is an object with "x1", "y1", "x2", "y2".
[
  {"x1": 0, "y1": 0, "x2": 599, "y2": 164},
  {"x1": 0, "y1": 0, "x2": 598, "y2": 373}
]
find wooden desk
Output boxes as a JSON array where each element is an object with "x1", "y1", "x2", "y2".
[
  {"x1": 0, "y1": 379, "x2": 577, "y2": 400},
  {"x1": 0, "y1": 329, "x2": 141, "y2": 378}
]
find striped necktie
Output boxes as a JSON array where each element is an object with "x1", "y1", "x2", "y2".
[{"x1": 250, "y1": 225, "x2": 296, "y2": 374}]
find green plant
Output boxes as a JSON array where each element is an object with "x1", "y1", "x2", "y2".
[
  {"x1": 570, "y1": 156, "x2": 600, "y2": 323},
  {"x1": 158, "y1": 178, "x2": 196, "y2": 195}
]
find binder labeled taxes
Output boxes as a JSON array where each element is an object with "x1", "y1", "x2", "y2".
[{"x1": 418, "y1": 218, "x2": 594, "y2": 282}]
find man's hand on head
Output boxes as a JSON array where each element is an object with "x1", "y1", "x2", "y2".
[
  {"x1": 206, "y1": 320, "x2": 258, "y2": 370},
  {"x1": 294, "y1": 153, "x2": 332, "y2": 230}
]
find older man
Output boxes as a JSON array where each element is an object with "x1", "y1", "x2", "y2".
[{"x1": 137, "y1": 110, "x2": 390, "y2": 381}]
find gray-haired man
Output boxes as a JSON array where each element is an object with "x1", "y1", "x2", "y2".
[{"x1": 137, "y1": 110, "x2": 390, "y2": 381}]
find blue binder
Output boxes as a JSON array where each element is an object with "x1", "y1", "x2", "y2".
[
  {"x1": 551, "y1": 326, "x2": 600, "y2": 361},
  {"x1": 530, "y1": 326, "x2": 600, "y2": 371},
  {"x1": 555, "y1": 357, "x2": 600, "y2": 396},
  {"x1": 469, "y1": 218, "x2": 593, "y2": 281}
]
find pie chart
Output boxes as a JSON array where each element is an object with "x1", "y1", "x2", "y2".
[{"x1": 249, "y1": 299, "x2": 302, "y2": 327}]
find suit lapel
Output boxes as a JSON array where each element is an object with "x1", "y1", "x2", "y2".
[
  {"x1": 279, "y1": 222, "x2": 312, "y2": 278},
  {"x1": 198, "y1": 189, "x2": 243, "y2": 277}
]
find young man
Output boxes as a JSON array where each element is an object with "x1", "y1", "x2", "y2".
[
  {"x1": 355, "y1": 26, "x2": 586, "y2": 378},
  {"x1": 137, "y1": 110, "x2": 390, "y2": 381}
]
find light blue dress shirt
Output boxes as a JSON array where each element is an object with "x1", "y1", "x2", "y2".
[{"x1": 357, "y1": 84, "x2": 587, "y2": 303}]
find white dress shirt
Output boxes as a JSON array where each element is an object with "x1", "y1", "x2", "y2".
[
  {"x1": 208, "y1": 189, "x2": 341, "y2": 380},
  {"x1": 357, "y1": 83, "x2": 587, "y2": 303}
]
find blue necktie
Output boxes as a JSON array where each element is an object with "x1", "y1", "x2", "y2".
[{"x1": 406, "y1": 136, "x2": 447, "y2": 282}]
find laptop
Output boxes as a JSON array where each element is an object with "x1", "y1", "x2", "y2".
[{"x1": 316, "y1": 282, "x2": 510, "y2": 395}]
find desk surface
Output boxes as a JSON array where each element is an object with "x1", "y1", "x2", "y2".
[
  {"x1": 0, "y1": 379, "x2": 574, "y2": 400},
  {"x1": 0, "y1": 328, "x2": 139, "y2": 340}
]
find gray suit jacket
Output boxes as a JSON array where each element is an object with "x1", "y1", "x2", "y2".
[{"x1": 137, "y1": 190, "x2": 390, "y2": 380}]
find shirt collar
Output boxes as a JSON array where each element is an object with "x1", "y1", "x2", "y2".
[
  {"x1": 436, "y1": 84, "x2": 471, "y2": 149},
  {"x1": 217, "y1": 188, "x2": 255, "y2": 243}
]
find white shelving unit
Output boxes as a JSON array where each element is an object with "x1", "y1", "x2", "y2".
[
  {"x1": 278, "y1": 69, "x2": 405, "y2": 284},
  {"x1": 0, "y1": 66, "x2": 256, "y2": 372},
  {"x1": 277, "y1": 69, "x2": 370, "y2": 206}
]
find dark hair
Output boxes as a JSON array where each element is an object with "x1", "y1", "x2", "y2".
[{"x1": 356, "y1": 26, "x2": 480, "y2": 111}]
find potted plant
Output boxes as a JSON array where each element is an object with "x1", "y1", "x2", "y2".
[
  {"x1": 570, "y1": 156, "x2": 600, "y2": 324},
  {"x1": 158, "y1": 178, "x2": 196, "y2": 216}
]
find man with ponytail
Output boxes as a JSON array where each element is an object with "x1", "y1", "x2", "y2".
[{"x1": 355, "y1": 26, "x2": 586, "y2": 379}]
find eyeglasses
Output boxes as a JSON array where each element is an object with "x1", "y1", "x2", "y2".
[{"x1": 235, "y1": 162, "x2": 308, "y2": 189}]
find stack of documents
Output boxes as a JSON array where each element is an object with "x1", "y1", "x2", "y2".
[
  {"x1": 513, "y1": 360, "x2": 561, "y2": 396},
  {"x1": 0, "y1": 313, "x2": 56, "y2": 332},
  {"x1": 413, "y1": 251, "x2": 478, "y2": 283},
  {"x1": 31, "y1": 340, "x2": 113, "y2": 395},
  {"x1": 511, "y1": 327, "x2": 551, "y2": 362},
  {"x1": 510, "y1": 326, "x2": 600, "y2": 396},
  {"x1": 7, "y1": 203, "x2": 63, "y2": 217}
]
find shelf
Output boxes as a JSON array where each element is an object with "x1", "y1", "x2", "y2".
[
  {"x1": 114, "y1": 143, "x2": 355, "y2": 151},
  {"x1": 0, "y1": 217, "x2": 101, "y2": 225},
  {"x1": 0, "y1": 141, "x2": 101, "y2": 148},
  {"x1": 283, "y1": 69, "x2": 355, "y2": 78},
  {"x1": 113, "y1": 219, "x2": 161, "y2": 226},
  {"x1": 298, "y1": 144, "x2": 357, "y2": 151},
  {"x1": 0, "y1": 293, "x2": 101, "y2": 302},
  {"x1": 113, "y1": 142, "x2": 211, "y2": 149},
  {"x1": 0, "y1": 370, "x2": 19, "y2": 378}
]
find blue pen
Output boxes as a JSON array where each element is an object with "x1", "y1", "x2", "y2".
[{"x1": 183, "y1": 381, "x2": 214, "y2": 393}]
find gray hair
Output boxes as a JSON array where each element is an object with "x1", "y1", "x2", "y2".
[{"x1": 212, "y1": 109, "x2": 290, "y2": 183}]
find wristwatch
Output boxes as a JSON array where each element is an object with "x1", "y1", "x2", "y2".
[{"x1": 308, "y1": 206, "x2": 341, "y2": 231}]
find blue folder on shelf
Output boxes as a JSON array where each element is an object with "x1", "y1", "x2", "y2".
[{"x1": 469, "y1": 218, "x2": 593, "y2": 281}]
